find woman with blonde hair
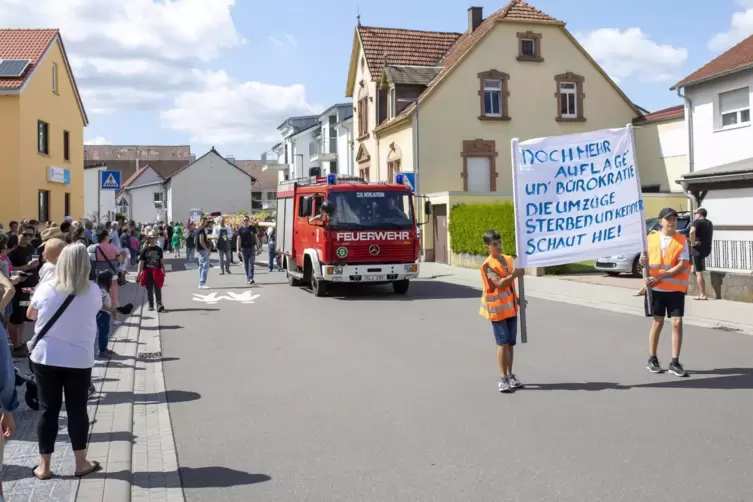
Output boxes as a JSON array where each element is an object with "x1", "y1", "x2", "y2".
[{"x1": 26, "y1": 243, "x2": 102, "y2": 479}]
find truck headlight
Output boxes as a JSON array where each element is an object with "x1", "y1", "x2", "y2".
[
  {"x1": 404, "y1": 264, "x2": 417, "y2": 273},
  {"x1": 334, "y1": 266, "x2": 343, "y2": 275}
]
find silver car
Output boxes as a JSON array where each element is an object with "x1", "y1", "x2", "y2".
[{"x1": 594, "y1": 214, "x2": 691, "y2": 277}]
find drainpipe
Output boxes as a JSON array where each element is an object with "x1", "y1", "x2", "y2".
[{"x1": 677, "y1": 87, "x2": 697, "y2": 212}]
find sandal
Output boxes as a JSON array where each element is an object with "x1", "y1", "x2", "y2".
[
  {"x1": 75, "y1": 460, "x2": 102, "y2": 478},
  {"x1": 32, "y1": 465, "x2": 53, "y2": 480}
]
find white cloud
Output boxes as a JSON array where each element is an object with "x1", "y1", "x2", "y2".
[
  {"x1": 268, "y1": 36, "x2": 284, "y2": 46},
  {"x1": 576, "y1": 28, "x2": 688, "y2": 83},
  {"x1": 286, "y1": 34, "x2": 297, "y2": 46},
  {"x1": 0, "y1": 0, "x2": 244, "y2": 112},
  {"x1": 708, "y1": 2, "x2": 753, "y2": 52},
  {"x1": 85, "y1": 136, "x2": 110, "y2": 145},
  {"x1": 160, "y1": 70, "x2": 320, "y2": 147}
]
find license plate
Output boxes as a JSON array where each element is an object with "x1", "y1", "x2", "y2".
[
  {"x1": 363, "y1": 275, "x2": 385, "y2": 282},
  {"x1": 595, "y1": 262, "x2": 615, "y2": 268}
]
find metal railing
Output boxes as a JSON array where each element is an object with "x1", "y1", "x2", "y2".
[
  {"x1": 708, "y1": 240, "x2": 753, "y2": 271},
  {"x1": 309, "y1": 138, "x2": 338, "y2": 157}
]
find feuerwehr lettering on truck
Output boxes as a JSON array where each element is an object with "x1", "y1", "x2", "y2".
[{"x1": 337, "y1": 231, "x2": 411, "y2": 241}]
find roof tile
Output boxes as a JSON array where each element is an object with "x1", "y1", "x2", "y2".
[
  {"x1": 0, "y1": 29, "x2": 58, "y2": 89},
  {"x1": 236, "y1": 160, "x2": 279, "y2": 191},
  {"x1": 359, "y1": 26, "x2": 461, "y2": 81},
  {"x1": 632, "y1": 104, "x2": 684, "y2": 124},
  {"x1": 675, "y1": 34, "x2": 753, "y2": 89},
  {"x1": 374, "y1": 1, "x2": 563, "y2": 130}
]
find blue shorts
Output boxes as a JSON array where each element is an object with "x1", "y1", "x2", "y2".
[{"x1": 491, "y1": 317, "x2": 518, "y2": 346}]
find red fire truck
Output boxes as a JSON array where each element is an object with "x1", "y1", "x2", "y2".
[{"x1": 275, "y1": 174, "x2": 428, "y2": 297}]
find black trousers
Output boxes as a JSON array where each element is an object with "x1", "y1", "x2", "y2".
[
  {"x1": 145, "y1": 272, "x2": 163, "y2": 307},
  {"x1": 33, "y1": 363, "x2": 92, "y2": 454}
]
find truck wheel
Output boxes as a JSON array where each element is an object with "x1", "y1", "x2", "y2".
[
  {"x1": 287, "y1": 271, "x2": 301, "y2": 287},
  {"x1": 393, "y1": 279, "x2": 410, "y2": 295},
  {"x1": 310, "y1": 274, "x2": 327, "y2": 297}
]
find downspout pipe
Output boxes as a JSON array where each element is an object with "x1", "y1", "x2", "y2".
[{"x1": 676, "y1": 87, "x2": 697, "y2": 212}]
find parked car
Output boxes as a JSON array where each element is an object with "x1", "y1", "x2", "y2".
[{"x1": 594, "y1": 212, "x2": 692, "y2": 277}]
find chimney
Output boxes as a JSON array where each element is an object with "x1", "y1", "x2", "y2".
[{"x1": 468, "y1": 7, "x2": 483, "y2": 33}]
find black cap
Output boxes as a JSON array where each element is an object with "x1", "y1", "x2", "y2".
[{"x1": 658, "y1": 207, "x2": 678, "y2": 219}]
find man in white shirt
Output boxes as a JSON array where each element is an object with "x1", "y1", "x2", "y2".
[
  {"x1": 212, "y1": 217, "x2": 233, "y2": 275},
  {"x1": 109, "y1": 222, "x2": 122, "y2": 251}
]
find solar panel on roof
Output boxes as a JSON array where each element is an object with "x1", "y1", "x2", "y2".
[{"x1": 0, "y1": 59, "x2": 31, "y2": 78}]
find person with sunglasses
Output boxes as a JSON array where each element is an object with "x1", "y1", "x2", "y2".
[{"x1": 7, "y1": 226, "x2": 40, "y2": 357}]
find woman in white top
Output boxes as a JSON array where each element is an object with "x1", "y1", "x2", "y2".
[{"x1": 26, "y1": 243, "x2": 102, "y2": 479}]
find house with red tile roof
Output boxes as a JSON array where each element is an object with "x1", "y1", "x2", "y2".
[
  {"x1": 0, "y1": 29, "x2": 88, "y2": 223},
  {"x1": 671, "y1": 35, "x2": 753, "y2": 272},
  {"x1": 632, "y1": 104, "x2": 690, "y2": 197},
  {"x1": 344, "y1": 1, "x2": 645, "y2": 263}
]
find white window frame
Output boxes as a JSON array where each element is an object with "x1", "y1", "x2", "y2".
[
  {"x1": 153, "y1": 192, "x2": 164, "y2": 203},
  {"x1": 719, "y1": 87, "x2": 750, "y2": 129},
  {"x1": 52, "y1": 62, "x2": 58, "y2": 93},
  {"x1": 559, "y1": 82, "x2": 577, "y2": 119},
  {"x1": 483, "y1": 79, "x2": 502, "y2": 117},
  {"x1": 388, "y1": 86, "x2": 396, "y2": 119}
]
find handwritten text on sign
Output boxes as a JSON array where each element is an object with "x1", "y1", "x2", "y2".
[{"x1": 512, "y1": 126, "x2": 645, "y2": 268}]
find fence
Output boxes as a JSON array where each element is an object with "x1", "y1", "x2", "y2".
[{"x1": 708, "y1": 239, "x2": 753, "y2": 271}]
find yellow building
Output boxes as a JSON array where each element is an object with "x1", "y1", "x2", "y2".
[
  {"x1": 0, "y1": 29, "x2": 88, "y2": 224},
  {"x1": 345, "y1": 0, "x2": 686, "y2": 263}
]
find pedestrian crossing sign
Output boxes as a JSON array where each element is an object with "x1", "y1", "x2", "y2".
[{"x1": 100, "y1": 170, "x2": 121, "y2": 190}]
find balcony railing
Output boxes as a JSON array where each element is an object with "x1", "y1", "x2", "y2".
[
  {"x1": 310, "y1": 138, "x2": 338, "y2": 161},
  {"x1": 708, "y1": 239, "x2": 753, "y2": 271}
]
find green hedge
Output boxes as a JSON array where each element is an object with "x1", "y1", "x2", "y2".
[{"x1": 448, "y1": 203, "x2": 516, "y2": 256}]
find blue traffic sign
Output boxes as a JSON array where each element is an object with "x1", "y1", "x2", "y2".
[
  {"x1": 100, "y1": 170, "x2": 121, "y2": 190},
  {"x1": 396, "y1": 172, "x2": 416, "y2": 192}
]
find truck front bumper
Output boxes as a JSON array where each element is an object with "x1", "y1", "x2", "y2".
[{"x1": 320, "y1": 262, "x2": 420, "y2": 283}]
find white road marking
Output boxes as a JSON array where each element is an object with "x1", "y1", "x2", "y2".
[
  {"x1": 164, "y1": 264, "x2": 173, "y2": 272},
  {"x1": 192, "y1": 291, "x2": 260, "y2": 304}
]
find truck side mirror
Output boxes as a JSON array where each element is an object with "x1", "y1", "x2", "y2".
[{"x1": 424, "y1": 200, "x2": 432, "y2": 216}]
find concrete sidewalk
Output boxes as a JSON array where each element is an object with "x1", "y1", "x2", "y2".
[
  {"x1": 1, "y1": 279, "x2": 184, "y2": 502},
  {"x1": 420, "y1": 262, "x2": 753, "y2": 335}
]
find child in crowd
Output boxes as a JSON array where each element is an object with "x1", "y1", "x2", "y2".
[
  {"x1": 171, "y1": 223, "x2": 183, "y2": 258},
  {"x1": 137, "y1": 231, "x2": 166, "y2": 312},
  {"x1": 96, "y1": 271, "x2": 118, "y2": 359},
  {"x1": 37, "y1": 238, "x2": 65, "y2": 284}
]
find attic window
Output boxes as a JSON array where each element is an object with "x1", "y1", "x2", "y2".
[{"x1": 517, "y1": 31, "x2": 543, "y2": 62}]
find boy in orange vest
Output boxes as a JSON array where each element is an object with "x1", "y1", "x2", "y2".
[
  {"x1": 640, "y1": 208, "x2": 691, "y2": 377},
  {"x1": 480, "y1": 230, "x2": 525, "y2": 393}
]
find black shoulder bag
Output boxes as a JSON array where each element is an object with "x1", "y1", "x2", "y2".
[
  {"x1": 96, "y1": 246, "x2": 127, "y2": 286},
  {"x1": 28, "y1": 294, "x2": 75, "y2": 352}
]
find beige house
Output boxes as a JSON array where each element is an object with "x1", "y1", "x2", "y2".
[
  {"x1": 633, "y1": 105, "x2": 690, "y2": 195},
  {"x1": 345, "y1": 0, "x2": 688, "y2": 263}
]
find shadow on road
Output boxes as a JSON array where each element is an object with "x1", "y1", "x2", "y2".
[
  {"x1": 527, "y1": 367, "x2": 753, "y2": 392},
  {"x1": 97, "y1": 466, "x2": 271, "y2": 488},
  {"x1": 163, "y1": 307, "x2": 220, "y2": 313},
  {"x1": 331, "y1": 280, "x2": 480, "y2": 301},
  {"x1": 141, "y1": 324, "x2": 183, "y2": 331},
  {"x1": 96, "y1": 389, "x2": 201, "y2": 405}
]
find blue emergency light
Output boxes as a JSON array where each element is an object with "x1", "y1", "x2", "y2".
[
  {"x1": 395, "y1": 173, "x2": 405, "y2": 185},
  {"x1": 327, "y1": 173, "x2": 337, "y2": 184}
]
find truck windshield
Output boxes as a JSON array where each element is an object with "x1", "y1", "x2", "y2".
[{"x1": 328, "y1": 191, "x2": 413, "y2": 230}]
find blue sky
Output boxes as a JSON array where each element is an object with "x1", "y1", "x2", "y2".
[{"x1": 3, "y1": 0, "x2": 751, "y2": 158}]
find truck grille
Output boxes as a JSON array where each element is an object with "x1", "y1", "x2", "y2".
[{"x1": 335, "y1": 242, "x2": 414, "y2": 264}]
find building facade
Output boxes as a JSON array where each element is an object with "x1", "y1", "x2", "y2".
[
  {"x1": 310, "y1": 103, "x2": 354, "y2": 176},
  {"x1": 673, "y1": 35, "x2": 753, "y2": 273},
  {"x1": 0, "y1": 29, "x2": 88, "y2": 223},
  {"x1": 344, "y1": 1, "x2": 648, "y2": 262}
]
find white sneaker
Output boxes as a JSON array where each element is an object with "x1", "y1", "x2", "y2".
[
  {"x1": 508, "y1": 374, "x2": 523, "y2": 389},
  {"x1": 198, "y1": 285, "x2": 209, "y2": 290},
  {"x1": 498, "y1": 377, "x2": 512, "y2": 393},
  {"x1": 112, "y1": 320, "x2": 123, "y2": 326}
]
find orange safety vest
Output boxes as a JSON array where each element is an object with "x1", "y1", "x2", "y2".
[
  {"x1": 479, "y1": 255, "x2": 519, "y2": 321},
  {"x1": 647, "y1": 232, "x2": 689, "y2": 293}
]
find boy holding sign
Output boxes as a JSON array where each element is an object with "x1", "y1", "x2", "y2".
[
  {"x1": 479, "y1": 230, "x2": 525, "y2": 393},
  {"x1": 640, "y1": 208, "x2": 690, "y2": 377}
]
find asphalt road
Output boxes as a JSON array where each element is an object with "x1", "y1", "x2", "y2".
[{"x1": 158, "y1": 256, "x2": 753, "y2": 502}]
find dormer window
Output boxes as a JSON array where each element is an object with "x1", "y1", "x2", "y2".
[
  {"x1": 517, "y1": 31, "x2": 543, "y2": 62},
  {"x1": 388, "y1": 85, "x2": 396, "y2": 119}
]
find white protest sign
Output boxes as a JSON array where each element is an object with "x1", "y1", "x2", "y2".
[{"x1": 511, "y1": 125, "x2": 647, "y2": 268}]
